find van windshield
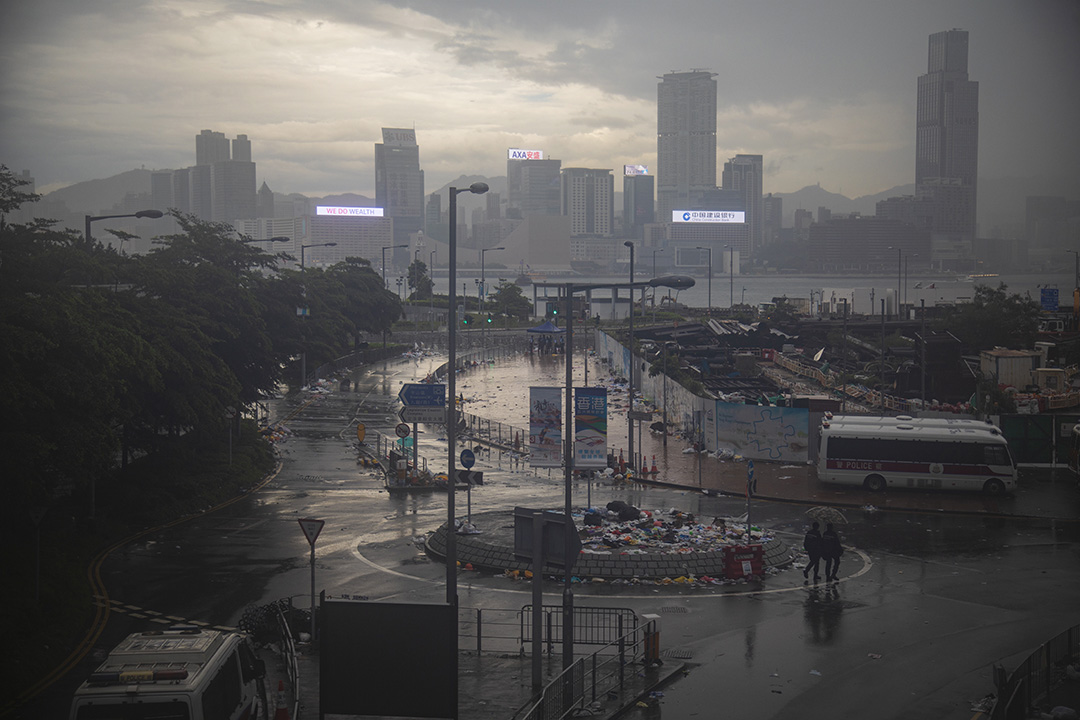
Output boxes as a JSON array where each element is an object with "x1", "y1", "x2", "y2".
[{"x1": 75, "y1": 701, "x2": 190, "y2": 720}]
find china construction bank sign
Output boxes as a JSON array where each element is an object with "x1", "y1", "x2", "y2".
[{"x1": 672, "y1": 210, "x2": 745, "y2": 223}]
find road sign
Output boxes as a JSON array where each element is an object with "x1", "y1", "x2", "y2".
[
  {"x1": 455, "y1": 469, "x2": 483, "y2": 486},
  {"x1": 395, "y1": 423, "x2": 410, "y2": 438},
  {"x1": 398, "y1": 383, "x2": 446, "y2": 407},
  {"x1": 356, "y1": 423, "x2": 366, "y2": 443},
  {"x1": 298, "y1": 517, "x2": 324, "y2": 546},
  {"x1": 627, "y1": 410, "x2": 653, "y2": 421},
  {"x1": 460, "y1": 449, "x2": 475, "y2": 469},
  {"x1": 399, "y1": 407, "x2": 445, "y2": 424}
]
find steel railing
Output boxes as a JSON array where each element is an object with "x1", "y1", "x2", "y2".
[{"x1": 992, "y1": 624, "x2": 1080, "y2": 719}]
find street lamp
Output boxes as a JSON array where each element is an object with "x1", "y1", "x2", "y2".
[
  {"x1": 446, "y1": 182, "x2": 488, "y2": 608},
  {"x1": 298, "y1": 242, "x2": 337, "y2": 389},
  {"x1": 241, "y1": 235, "x2": 290, "y2": 244},
  {"x1": 429, "y1": 249, "x2": 437, "y2": 331},
  {"x1": 560, "y1": 274, "x2": 694, "y2": 670},
  {"x1": 727, "y1": 244, "x2": 735, "y2": 308},
  {"x1": 381, "y1": 244, "x2": 408, "y2": 289},
  {"x1": 624, "y1": 241, "x2": 636, "y2": 470},
  {"x1": 695, "y1": 245, "x2": 712, "y2": 315},
  {"x1": 85, "y1": 209, "x2": 164, "y2": 248}
]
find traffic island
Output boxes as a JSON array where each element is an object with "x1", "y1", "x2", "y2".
[{"x1": 425, "y1": 508, "x2": 792, "y2": 582}]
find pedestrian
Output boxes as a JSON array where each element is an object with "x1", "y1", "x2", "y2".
[
  {"x1": 822, "y1": 522, "x2": 844, "y2": 582},
  {"x1": 803, "y1": 521, "x2": 822, "y2": 581}
]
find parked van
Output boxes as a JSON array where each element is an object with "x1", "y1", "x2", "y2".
[{"x1": 70, "y1": 626, "x2": 265, "y2": 720}]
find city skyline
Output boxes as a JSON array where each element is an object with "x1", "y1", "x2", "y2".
[{"x1": 1, "y1": 1, "x2": 1077, "y2": 210}]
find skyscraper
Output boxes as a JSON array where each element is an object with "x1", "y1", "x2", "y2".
[
  {"x1": 375, "y1": 128, "x2": 425, "y2": 250},
  {"x1": 657, "y1": 71, "x2": 717, "y2": 220},
  {"x1": 916, "y1": 29, "x2": 978, "y2": 240},
  {"x1": 623, "y1": 173, "x2": 655, "y2": 240},
  {"x1": 722, "y1": 154, "x2": 763, "y2": 253},
  {"x1": 507, "y1": 150, "x2": 561, "y2": 219},
  {"x1": 561, "y1": 168, "x2": 614, "y2": 237},
  {"x1": 195, "y1": 130, "x2": 230, "y2": 165}
]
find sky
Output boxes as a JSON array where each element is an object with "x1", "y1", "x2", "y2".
[{"x1": 1, "y1": 0, "x2": 1078, "y2": 199}]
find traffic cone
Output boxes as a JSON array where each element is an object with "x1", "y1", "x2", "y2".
[
  {"x1": 273, "y1": 679, "x2": 290, "y2": 720},
  {"x1": 651, "y1": 456, "x2": 658, "y2": 474}
]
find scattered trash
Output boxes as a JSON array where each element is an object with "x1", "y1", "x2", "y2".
[
  {"x1": 868, "y1": 653, "x2": 882, "y2": 660},
  {"x1": 969, "y1": 694, "x2": 995, "y2": 712},
  {"x1": 809, "y1": 669, "x2": 822, "y2": 676}
]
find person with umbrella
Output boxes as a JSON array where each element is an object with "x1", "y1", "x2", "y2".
[
  {"x1": 803, "y1": 521, "x2": 823, "y2": 582},
  {"x1": 822, "y1": 522, "x2": 844, "y2": 582}
]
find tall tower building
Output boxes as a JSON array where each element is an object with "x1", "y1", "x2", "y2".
[
  {"x1": 195, "y1": 130, "x2": 230, "y2": 165},
  {"x1": 375, "y1": 128, "x2": 425, "y2": 250},
  {"x1": 622, "y1": 173, "x2": 655, "y2": 239},
  {"x1": 507, "y1": 150, "x2": 561, "y2": 218},
  {"x1": 657, "y1": 71, "x2": 717, "y2": 220},
  {"x1": 561, "y1": 168, "x2": 614, "y2": 237},
  {"x1": 722, "y1": 154, "x2": 763, "y2": 253},
  {"x1": 232, "y1": 134, "x2": 252, "y2": 163},
  {"x1": 762, "y1": 193, "x2": 782, "y2": 246},
  {"x1": 916, "y1": 29, "x2": 978, "y2": 240}
]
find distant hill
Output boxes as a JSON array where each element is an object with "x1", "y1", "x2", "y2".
[
  {"x1": 770, "y1": 183, "x2": 916, "y2": 225},
  {"x1": 42, "y1": 168, "x2": 155, "y2": 214}
]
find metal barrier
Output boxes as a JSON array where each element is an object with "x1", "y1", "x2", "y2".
[
  {"x1": 991, "y1": 624, "x2": 1080, "y2": 719},
  {"x1": 521, "y1": 606, "x2": 638, "y2": 647},
  {"x1": 510, "y1": 619, "x2": 657, "y2": 720},
  {"x1": 274, "y1": 602, "x2": 301, "y2": 720}
]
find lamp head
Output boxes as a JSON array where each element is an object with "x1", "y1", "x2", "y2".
[
  {"x1": 624, "y1": 240, "x2": 634, "y2": 249},
  {"x1": 468, "y1": 182, "x2": 489, "y2": 195},
  {"x1": 135, "y1": 209, "x2": 164, "y2": 219},
  {"x1": 649, "y1": 275, "x2": 696, "y2": 290}
]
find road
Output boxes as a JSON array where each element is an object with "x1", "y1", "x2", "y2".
[{"x1": 26, "y1": 351, "x2": 1080, "y2": 719}]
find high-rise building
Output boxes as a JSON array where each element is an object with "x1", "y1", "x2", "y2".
[
  {"x1": 623, "y1": 173, "x2": 655, "y2": 240},
  {"x1": 232, "y1": 134, "x2": 251, "y2": 163},
  {"x1": 257, "y1": 181, "x2": 275, "y2": 219},
  {"x1": 657, "y1": 71, "x2": 717, "y2": 220},
  {"x1": 375, "y1": 128, "x2": 425, "y2": 251},
  {"x1": 762, "y1": 193, "x2": 782, "y2": 246},
  {"x1": 722, "y1": 154, "x2": 763, "y2": 252},
  {"x1": 916, "y1": 29, "x2": 978, "y2": 240},
  {"x1": 561, "y1": 168, "x2": 614, "y2": 237},
  {"x1": 507, "y1": 152, "x2": 561, "y2": 218},
  {"x1": 211, "y1": 160, "x2": 256, "y2": 223},
  {"x1": 195, "y1": 130, "x2": 230, "y2": 165}
]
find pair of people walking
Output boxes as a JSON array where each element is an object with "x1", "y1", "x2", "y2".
[{"x1": 803, "y1": 521, "x2": 843, "y2": 582}]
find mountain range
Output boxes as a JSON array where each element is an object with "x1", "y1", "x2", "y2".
[{"x1": 34, "y1": 169, "x2": 1063, "y2": 237}]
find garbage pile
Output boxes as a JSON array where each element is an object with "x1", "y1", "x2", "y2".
[{"x1": 577, "y1": 501, "x2": 769, "y2": 556}]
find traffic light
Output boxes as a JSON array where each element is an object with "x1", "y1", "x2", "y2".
[
  {"x1": 463, "y1": 314, "x2": 473, "y2": 325},
  {"x1": 486, "y1": 314, "x2": 493, "y2": 323}
]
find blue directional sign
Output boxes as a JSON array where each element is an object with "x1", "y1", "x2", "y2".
[
  {"x1": 398, "y1": 383, "x2": 446, "y2": 407},
  {"x1": 460, "y1": 449, "x2": 475, "y2": 469}
]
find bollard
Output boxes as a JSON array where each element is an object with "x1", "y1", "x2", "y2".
[{"x1": 642, "y1": 613, "x2": 661, "y2": 664}]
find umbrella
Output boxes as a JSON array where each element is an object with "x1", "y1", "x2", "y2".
[{"x1": 805, "y1": 506, "x2": 848, "y2": 525}]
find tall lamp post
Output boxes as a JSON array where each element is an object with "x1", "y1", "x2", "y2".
[
  {"x1": 480, "y1": 246, "x2": 505, "y2": 313},
  {"x1": 561, "y1": 274, "x2": 695, "y2": 671},
  {"x1": 83, "y1": 209, "x2": 164, "y2": 519},
  {"x1": 446, "y1": 182, "x2": 488, "y2": 608},
  {"x1": 85, "y1": 209, "x2": 164, "y2": 248},
  {"x1": 299, "y1": 242, "x2": 337, "y2": 389},
  {"x1": 429, "y1": 249, "x2": 437, "y2": 331},
  {"x1": 624, "y1": 241, "x2": 635, "y2": 470},
  {"x1": 728, "y1": 244, "x2": 735, "y2": 309},
  {"x1": 381, "y1": 243, "x2": 408, "y2": 289},
  {"x1": 695, "y1": 245, "x2": 712, "y2": 315}
]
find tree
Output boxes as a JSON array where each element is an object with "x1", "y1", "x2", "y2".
[
  {"x1": 936, "y1": 283, "x2": 1041, "y2": 352},
  {"x1": 0, "y1": 164, "x2": 39, "y2": 226},
  {"x1": 407, "y1": 259, "x2": 434, "y2": 300},
  {"x1": 490, "y1": 281, "x2": 532, "y2": 319}
]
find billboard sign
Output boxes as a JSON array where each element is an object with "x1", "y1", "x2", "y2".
[
  {"x1": 529, "y1": 387, "x2": 562, "y2": 468},
  {"x1": 624, "y1": 164, "x2": 649, "y2": 176},
  {"x1": 316, "y1": 206, "x2": 385, "y2": 217},
  {"x1": 574, "y1": 387, "x2": 608, "y2": 468},
  {"x1": 1040, "y1": 287, "x2": 1059, "y2": 313},
  {"x1": 381, "y1": 127, "x2": 417, "y2": 146},
  {"x1": 672, "y1": 210, "x2": 746, "y2": 223},
  {"x1": 508, "y1": 148, "x2": 544, "y2": 160}
]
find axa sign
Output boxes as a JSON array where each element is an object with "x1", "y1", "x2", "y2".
[{"x1": 508, "y1": 148, "x2": 544, "y2": 160}]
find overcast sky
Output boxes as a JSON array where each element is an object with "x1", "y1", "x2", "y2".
[{"x1": 2, "y1": 0, "x2": 1077, "y2": 199}]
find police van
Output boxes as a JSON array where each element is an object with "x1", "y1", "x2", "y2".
[{"x1": 69, "y1": 625, "x2": 265, "y2": 720}]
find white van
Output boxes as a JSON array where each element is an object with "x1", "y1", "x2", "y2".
[{"x1": 69, "y1": 626, "x2": 265, "y2": 720}]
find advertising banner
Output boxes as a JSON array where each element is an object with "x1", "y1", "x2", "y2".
[
  {"x1": 316, "y1": 206, "x2": 385, "y2": 217},
  {"x1": 624, "y1": 164, "x2": 649, "y2": 176},
  {"x1": 574, "y1": 387, "x2": 608, "y2": 468},
  {"x1": 508, "y1": 148, "x2": 544, "y2": 160},
  {"x1": 529, "y1": 387, "x2": 562, "y2": 468},
  {"x1": 672, "y1": 210, "x2": 746, "y2": 223}
]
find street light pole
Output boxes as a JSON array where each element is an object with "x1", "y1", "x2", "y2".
[
  {"x1": 84, "y1": 209, "x2": 164, "y2": 248},
  {"x1": 624, "y1": 241, "x2": 635, "y2": 470},
  {"x1": 696, "y1": 246, "x2": 712, "y2": 315},
  {"x1": 299, "y1": 242, "x2": 338, "y2": 389},
  {"x1": 446, "y1": 183, "x2": 488, "y2": 609},
  {"x1": 381, "y1": 243, "x2": 408, "y2": 289},
  {"x1": 729, "y1": 245, "x2": 734, "y2": 309}
]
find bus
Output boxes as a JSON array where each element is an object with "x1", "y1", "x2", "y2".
[{"x1": 818, "y1": 416, "x2": 1016, "y2": 495}]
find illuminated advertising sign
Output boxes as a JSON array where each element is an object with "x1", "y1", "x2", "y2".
[
  {"x1": 508, "y1": 148, "x2": 544, "y2": 160},
  {"x1": 624, "y1": 165, "x2": 649, "y2": 176},
  {"x1": 316, "y1": 206, "x2": 385, "y2": 217},
  {"x1": 381, "y1": 128, "x2": 416, "y2": 146},
  {"x1": 672, "y1": 210, "x2": 746, "y2": 223}
]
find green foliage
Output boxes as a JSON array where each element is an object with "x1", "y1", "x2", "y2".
[
  {"x1": 935, "y1": 283, "x2": 1041, "y2": 351},
  {"x1": 0, "y1": 163, "x2": 40, "y2": 219},
  {"x1": 490, "y1": 281, "x2": 532, "y2": 319},
  {"x1": 407, "y1": 258, "x2": 434, "y2": 299}
]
